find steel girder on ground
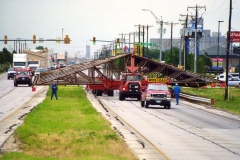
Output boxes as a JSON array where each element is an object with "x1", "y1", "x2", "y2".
[{"x1": 33, "y1": 53, "x2": 219, "y2": 87}]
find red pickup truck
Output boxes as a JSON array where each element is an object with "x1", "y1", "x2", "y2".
[
  {"x1": 141, "y1": 83, "x2": 172, "y2": 109},
  {"x1": 14, "y1": 68, "x2": 33, "y2": 87}
]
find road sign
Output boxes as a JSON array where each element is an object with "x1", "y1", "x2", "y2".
[{"x1": 138, "y1": 42, "x2": 156, "y2": 46}]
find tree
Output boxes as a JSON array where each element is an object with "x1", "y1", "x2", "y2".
[
  {"x1": 164, "y1": 47, "x2": 181, "y2": 66},
  {"x1": 0, "y1": 48, "x2": 12, "y2": 65},
  {"x1": 187, "y1": 52, "x2": 212, "y2": 73},
  {"x1": 143, "y1": 47, "x2": 166, "y2": 61},
  {"x1": 36, "y1": 46, "x2": 44, "y2": 50}
]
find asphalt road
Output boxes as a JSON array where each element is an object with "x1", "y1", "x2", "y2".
[
  {"x1": 92, "y1": 91, "x2": 240, "y2": 160},
  {"x1": 1, "y1": 72, "x2": 240, "y2": 159},
  {"x1": 0, "y1": 72, "x2": 47, "y2": 148}
]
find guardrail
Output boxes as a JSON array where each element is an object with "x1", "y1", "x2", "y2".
[{"x1": 180, "y1": 93, "x2": 215, "y2": 107}]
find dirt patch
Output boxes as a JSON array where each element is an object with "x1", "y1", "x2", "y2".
[{"x1": 0, "y1": 134, "x2": 22, "y2": 154}]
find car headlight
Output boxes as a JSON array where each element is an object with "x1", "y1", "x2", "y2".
[
  {"x1": 166, "y1": 94, "x2": 171, "y2": 98},
  {"x1": 123, "y1": 87, "x2": 125, "y2": 91},
  {"x1": 146, "y1": 94, "x2": 151, "y2": 97}
]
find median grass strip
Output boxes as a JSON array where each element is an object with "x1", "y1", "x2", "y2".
[
  {"x1": 181, "y1": 87, "x2": 240, "y2": 115},
  {"x1": 0, "y1": 86, "x2": 137, "y2": 160}
]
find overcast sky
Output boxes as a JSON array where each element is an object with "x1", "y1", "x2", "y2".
[{"x1": 1, "y1": 0, "x2": 239, "y2": 58}]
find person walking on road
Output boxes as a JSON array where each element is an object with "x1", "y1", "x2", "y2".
[
  {"x1": 173, "y1": 83, "x2": 180, "y2": 105},
  {"x1": 51, "y1": 81, "x2": 58, "y2": 100}
]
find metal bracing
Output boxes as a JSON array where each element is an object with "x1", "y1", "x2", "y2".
[{"x1": 33, "y1": 53, "x2": 219, "y2": 87}]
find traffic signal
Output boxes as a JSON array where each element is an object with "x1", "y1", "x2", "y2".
[
  {"x1": 4, "y1": 35, "x2": 7, "y2": 44},
  {"x1": 116, "y1": 38, "x2": 120, "y2": 46},
  {"x1": 64, "y1": 35, "x2": 70, "y2": 44},
  {"x1": 33, "y1": 35, "x2": 36, "y2": 44},
  {"x1": 93, "y1": 37, "x2": 96, "y2": 45}
]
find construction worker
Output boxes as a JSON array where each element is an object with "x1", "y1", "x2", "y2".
[
  {"x1": 51, "y1": 81, "x2": 58, "y2": 100},
  {"x1": 173, "y1": 83, "x2": 181, "y2": 105}
]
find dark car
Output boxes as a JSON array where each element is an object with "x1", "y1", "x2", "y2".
[{"x1": 7, "y1": 67, "x2": 16, "y2": 79}]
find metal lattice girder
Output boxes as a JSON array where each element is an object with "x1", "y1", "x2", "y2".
[
  {"x1": 33, "y1": 54, "x2": 129, "y2": 85},
  {"x1": 107, "y1": 61, "x2": 122, "y2": 80},
  {"x1": 168, "y1": 70, "x2": 184, "y2": 79},
  {"x1": 33, "y1": 53, "x2": 221, "y2": 87}
]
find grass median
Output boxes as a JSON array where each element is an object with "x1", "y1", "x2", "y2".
[
  {"x1": 181, "y1": 87, "x2": 240, "y2": 115},
  {"x1": 0, "y1": 86, "x2": 137, "y2": 160}
]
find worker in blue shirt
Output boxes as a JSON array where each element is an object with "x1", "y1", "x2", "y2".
[
  {"x1": 173, "y1": 83, "x2": 181, "y2": 105},
  {"x1": 51, "y1": 81, "x2": 58, "y2": 100}
]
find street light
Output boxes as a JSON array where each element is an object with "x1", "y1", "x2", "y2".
[
  {"x1": 142, "y1": 9, "x2": 163, "y2": 62},
  {"x1": 62, "y1": 28, "x2": 64, "y2": 43},
  {"x1": 217, "y1": 21, "x2": 224, "y2": 78}
]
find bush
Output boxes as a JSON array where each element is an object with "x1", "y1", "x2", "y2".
[{"x1": 0, "y1": 62, "x2": 11, "y2": 73}]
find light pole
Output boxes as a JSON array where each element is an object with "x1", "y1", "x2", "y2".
[
  {"x1": 217, "y1": 21, "x2": 224, "y2": 77},
  {"x1": 62, "y1": 28, "x2": 64, "y2": 43},
  {"x1": 142, "y1": 9, "x2": 163, "y2": 62}
]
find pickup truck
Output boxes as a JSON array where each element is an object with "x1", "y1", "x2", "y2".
[
  {"x1": 13, "y1": 68, "x2": 33, "y2": 87},
  {"x1": 141, "y1": 83, "x2": 172, "y2": 109}
]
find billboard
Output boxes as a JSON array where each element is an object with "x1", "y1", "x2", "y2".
[
  {"x1": 211, "y1": 58, "x2": 223, "y2": 70},
  {"x1": 230, "y1": 31, "x2": 240, "y2": 42}
]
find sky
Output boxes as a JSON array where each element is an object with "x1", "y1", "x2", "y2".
[{"x1": 1, "y1": 0, "x2": 240, "y2": 58}]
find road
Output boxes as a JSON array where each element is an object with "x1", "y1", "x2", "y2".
[
  {"x1": 0, "y1": 72, "x2": 47, "y2": 147},
  {"x1": 1, "y1": 72, "x2": 240, "y2": 159},
  {"x1": 89, "y1": 91, "x2": 240, "y2": 160}
]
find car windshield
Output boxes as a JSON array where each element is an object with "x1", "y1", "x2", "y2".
[
  {"x1": 8, "y1": 67, "x2": 14, "y2": 71},
  {"x1": 126, "y1": 75, "x2": 141, "y2": 81},
  {"x1": 147, "y1": 84, "x2": 168, "y2": 91},
  {"x1": 36, "y1": 68, "x2": 48, "y2": 72},
  {"x1": 18, "y1": 71, "x2": 28, "y2": 75}
]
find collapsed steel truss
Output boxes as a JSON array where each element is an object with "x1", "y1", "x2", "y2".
[{"x1": 33, "y1": 53, "x2": 219, "y2": 87}]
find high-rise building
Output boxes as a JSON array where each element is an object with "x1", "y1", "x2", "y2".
[{"x1": 86, "y1": 45, "x2": 90, "y2": 58}]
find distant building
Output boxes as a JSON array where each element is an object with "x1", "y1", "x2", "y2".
[
  {"x1": 86, "y1": 45, "x2": 90, "y2": 58},
  {"x1": 149, "y1": 29, "x2": 239, "y2": 68}
]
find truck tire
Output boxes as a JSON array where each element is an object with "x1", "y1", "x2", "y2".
[
  {"x1": 145, "y1": 101, "x2": 149, "y2": 108},
  {"x1": 141, "y1": 101, "x2": 145, "y2": 107},
  {"x1": 119, "y1": 92, "x2": 125, "y2": 101},
  {"x1": 96, "y1": 90, "x2": 103, "y2": 96},
  {"x1": 168, "y1": 105, "x2": 171, "y2": 109},
  {"x1": 107, "y1": 90, "x2": 114, "y2": 97},
  {"x1": 92, "y1": 90, "x2": 96, "y2": 95},
  {"x1": 137, "y1": 95, "x2": 141, "y2": 101}
]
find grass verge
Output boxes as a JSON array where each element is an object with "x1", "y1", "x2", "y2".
[
  {"x1": 0, "y1": 86, "x2": 137, "y2": 160},
  {"x1": 181, "y1": 87, "x2": 240, "y2": 115}
]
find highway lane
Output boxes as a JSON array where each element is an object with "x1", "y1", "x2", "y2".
[
  {"x1": 0, "y1": 72, "x2": 46, "y2": 147},
  {"x1": 97, "y1": 91, "x2": 240, "y2": 160},
  {"x1": 1, "y1": 71, "x2": 240, "y2": 159}
]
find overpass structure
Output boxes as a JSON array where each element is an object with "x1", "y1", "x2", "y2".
[{"x1": 33, "y1": 53, "x2": 219, "y2": 87}]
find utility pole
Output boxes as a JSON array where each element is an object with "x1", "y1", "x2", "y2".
[
  {"x1": 225, "y1": 0, "x2": 232, "y2": 101},
  {"x1": 179, "y1": 14, "x2": 189, "y2": 69},
  {"x1": 145, "y1": 25, "x2": 153, "y2": 58},
  {"x1": 134, "y1": 24, "x2": 145, "y2": 56},
  {"x1": 165, "y1": 22, "x2": 178, "y2": 64},
  {"x1": 217, "y1": 20, "x2": 224, "y2": 78},
  {"x1": 188, "y1": 5, "x2": 206, "y2": 73},
  {"x1": 118, "y1": 33, "x2": 124, "y2": 48}
]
